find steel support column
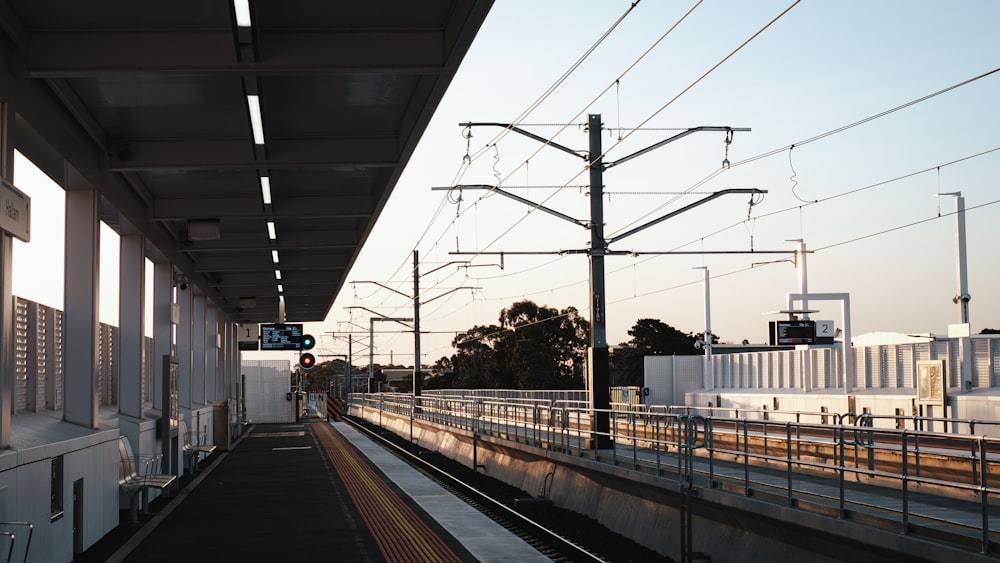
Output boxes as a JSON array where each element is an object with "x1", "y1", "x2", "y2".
[{"x1": 118, "y1": 231, "x2": 146, "y2": 419}]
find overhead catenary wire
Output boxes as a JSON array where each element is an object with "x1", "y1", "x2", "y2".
[
  {"x1": 437, "y1": 0, "x2": 707, "y2": 265},
  {"x1": 420, "y1": 62, "x2": 1000, "y2": 349},
  {"x1": 342, "y1": 7, "x2": 997, "y2": 355},
  {"x1": 607, "y1": 197, "x2": 1000, "y2": 308},
  {"x1": 425, "y1": 1, "x2": 807, "y2": 332},
  {"x1": 608, "y1": 65, "x2": 1000, "y2": 239},
  {"x1": 447, "y1": 144, "x2": 1000, "y2": 343},
  {"x1": 354, "y1": 4, "x2": 647, "y2": 302},
  {"x1": 455, "y1": 0, "x2": 786, "y2": 267},
  {"x1": 364, "y1": 0, "x2": 652, "y2": 314}
]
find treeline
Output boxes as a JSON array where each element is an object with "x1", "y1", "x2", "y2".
[{"x1": 427, "y1": 300, "x2": 713, "y2": 390}]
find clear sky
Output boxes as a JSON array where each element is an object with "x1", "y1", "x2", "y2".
[{"x1": 11, "y1": 1, "x2": 1000, "y2": 369}]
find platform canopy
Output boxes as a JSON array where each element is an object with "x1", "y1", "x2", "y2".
[{"x1": 0, "y1": 0, "x2": 492, "y2": 323}]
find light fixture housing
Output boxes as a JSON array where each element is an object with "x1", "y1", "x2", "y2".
[{"x1": 187, "y1": 220, "x2": 220, "y2": 241}]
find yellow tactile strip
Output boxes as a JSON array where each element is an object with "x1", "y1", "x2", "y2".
[{"x1": 314, "y1": 422, "x2": 464, "y2": 563}]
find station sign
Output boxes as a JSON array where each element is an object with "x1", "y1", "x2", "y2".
[
  {"x1": 0, "y1": 179, "x2": 30, "y2": 242},
  {"x1": 261, "y1": 323, "x2": 304, "y2": 350},
  {"x1": 769, "y1": 320, "x2": 816, "y2": 345}
]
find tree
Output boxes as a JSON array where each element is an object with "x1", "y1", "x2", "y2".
[
  {"x1": 450, "y1": 324, "x2": 512, "y2": 388},
  {"x1": 500, "y1": 301, "x2": 588, "y2": 389},
  {"x1": 425, "y1": 356, "x2": 456, "y2": 390},
  {"x1": 614, "y1": 319, "x2": 716, "y2": 386},
  {"x1": 436, "y1": 300, "x2": 589, "y2": 390}
]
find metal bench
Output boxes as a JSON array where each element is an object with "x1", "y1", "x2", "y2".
[
  {"x1": 179, "y1": 420, "x2": 217, "y2": 474},
  {"x1": 118, "y1": 436, "x2": 177, "y2": 523},
  {"x1": 0, "y1": 522, "x2": 32, "y2": 563}
]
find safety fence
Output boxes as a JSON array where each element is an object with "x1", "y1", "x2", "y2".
[{"x1": 352, "y1": 392, "x2": 1000, "y2": 555}]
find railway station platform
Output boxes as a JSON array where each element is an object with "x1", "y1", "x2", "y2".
[{"x1": 80, "y1": 421, "x2": 549, "y2": 563}]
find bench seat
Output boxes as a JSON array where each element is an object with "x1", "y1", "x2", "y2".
[
  {"x1": 180, "y1": 420, "x2": 217, "y2": 474},
  {"x1": 118, "y1": 436, "x2": 177, "y2": 523}
]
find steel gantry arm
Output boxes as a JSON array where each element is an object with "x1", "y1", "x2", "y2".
[
  {"x1": 604, "y1": 126, "x2": 751, "y2": 170},
  {"x1": 459, "y1": 122, "x2": 587, "y2": 161},
  {"x1": 606, "y1": 188, "x2": 767, "y2": 245},
  {"x1": 432, "y1": 184, "x2": 588, "y2": 228}
]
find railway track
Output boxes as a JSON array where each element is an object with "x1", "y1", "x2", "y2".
[{"x1": 343, "y1": 416, "x2": 670, "y2": 562}]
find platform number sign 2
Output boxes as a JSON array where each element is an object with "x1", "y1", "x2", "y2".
[{"x1": 815, "y1": 320, "x2": 835, "y2": 343}]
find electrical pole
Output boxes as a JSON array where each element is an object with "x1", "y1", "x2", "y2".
[
  {"x1": 356, "y1": 255, "x2": 477, "y2": 398},
  {"x1": 449, "y1": 116, "x2": 756, "y2": 448},
  {"x1": 587, "y1": 114, "x2": 611, "y2": 448},
  {"x1": 367, "y1": 315, "x2": 413, "y2": 393},
  {"x1": 413, "y1": 250, "x2": 421, "y2": 397}
]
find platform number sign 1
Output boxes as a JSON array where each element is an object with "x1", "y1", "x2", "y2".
[{"x1": 237, "y1": 323, "x2": 260, "y2": 351}]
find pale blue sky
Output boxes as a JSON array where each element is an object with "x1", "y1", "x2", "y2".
[{"x1": 11, "y1": 1, "x2": 1000, "y2": 367}]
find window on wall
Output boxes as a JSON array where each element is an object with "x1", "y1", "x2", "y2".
[{"x1": 50, "y1": 455, "x2": 64, "y2": 521}]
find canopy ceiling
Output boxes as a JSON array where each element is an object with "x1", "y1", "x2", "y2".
[{"x1": 0, "y1": 0, "x2": 492, "y2": 323}]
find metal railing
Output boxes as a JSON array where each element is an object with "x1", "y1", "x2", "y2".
[{"x1": 351, "y1": 392, "x2": 1000, "y2": 555}]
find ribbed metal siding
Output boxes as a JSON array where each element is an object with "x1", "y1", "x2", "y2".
[
  {"x1": 993, "y1": 339, "x2": 1000, "y2": 388},
  {"x1": 97, "y1": 324, "x2": 117, "y2": 406},
  {"x1": 14, "y1": 298, "x2": 29, "y2": 412},
  {"x1": 899, "y1": 346, "x2": 914, "y2": 388},
  {"x1": 52, "y1": 308, "x2": 63, "y2": 410},
  {"x1": 973, "y1": 338, "x2": 992, "y2": 388}
]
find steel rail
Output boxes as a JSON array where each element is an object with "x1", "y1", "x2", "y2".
[{"x1": 342, "y1": 416, "x2": 607, "y2": 562}]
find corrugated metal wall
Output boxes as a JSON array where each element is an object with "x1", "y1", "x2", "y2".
[{"x1": 656, "y1": 336, "x2": 1000, "y2": 395}]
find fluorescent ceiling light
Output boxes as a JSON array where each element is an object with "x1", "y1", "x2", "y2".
[
  {"x1": 274, "y1": 269, "x2": 282, "y2": 280},
  {"x1": 266, "y1": 221, "x2": 276, "y2": 240},
  {"x1": 260, "y1": 176, "x2": 272, "y2": 205},
  {"x1": 271, "y1": 250, "x2": 280, "y2": 264},
  {"x1": 247, "y1": 95, "x2": 265, "y2": 144},
  {"x1": 234, "y1": 0, "x2": 252, "y2": 27},
  {"x1": 277, "y1": 284, "x2": 284, "y2": 293}
]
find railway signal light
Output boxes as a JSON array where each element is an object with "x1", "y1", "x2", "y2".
[
  {"x1": 301, "y1": 334, "x2": 316, "y2": 350},
  {"x1": 298, "y1": 333, "x2": 317, "y2": 369},
  {"x1": 299, "y1": 352, "x2": 316, "y2": 370}
]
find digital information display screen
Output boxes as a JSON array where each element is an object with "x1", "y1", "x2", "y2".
[
  {"x1": 260, "y1": 323, "x2": 304, "y2": 350},
  {"x1": 769, "y1": 320, "x2": 816, "y2": 345}
]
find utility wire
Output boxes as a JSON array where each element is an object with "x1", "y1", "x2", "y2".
[
  {"x1": 609, "y1": 66, "x2": 1000, "y2": 238},
  {"x1": 465, "y1": 0, "x2": 784, "y2": 261},
  {"x1": 732, "y1": 66, "x2": 1000, "y2": 169},
  {"x1": 456, "y1": 146, "x2": 1000, "y2": 325},
  {"x1": 366, "y1": 0, "x2": 649, "y2": 313},
  {"x1": 609, "y1": 197, "x2": 1000, "y2": 306},
  {"x1": 417, "y1": 1, "x2": 804, "y2": 335},
  {"x1": 444, "y1": 0, "x2": 706, "y2": 264}
]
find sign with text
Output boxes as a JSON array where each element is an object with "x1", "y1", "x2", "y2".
[
  {"x1": 261, "y1": 323, "x2": 304, "y2": 350},
  {"x1": 0, "y1": 179, "x2": 30, "y2": 242},
  {"x1": 917, "y1": 359, "x2": 946, "y2": 407},
  {"x1": 769, "y1": 320, "x2": 816, "y2": 345}
]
